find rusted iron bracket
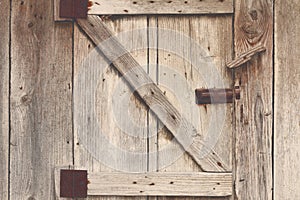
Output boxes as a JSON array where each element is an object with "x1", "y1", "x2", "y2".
[
  {"x1": 195, "y1": 87, "x2": 240, "y2": 105},
  {"x1": 59, "y1": 0, "x2": 88, "y2": 19},
  {"x1": 60, "y1": 169, "x2": 88, "y2": 198}
]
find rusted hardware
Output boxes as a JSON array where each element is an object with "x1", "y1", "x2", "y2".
[
  {"x1": 60, "y1": 169, "x2": 88, "y2": 198},
  {"x1": 60, "y1": 0, "x2": 88, "y2": 19},
  {"x1": 195, "y1": 87, "x2": 241, "y2": 104}
]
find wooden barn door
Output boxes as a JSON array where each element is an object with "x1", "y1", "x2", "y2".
[{"x1": 56, "y1": 0, "x2": 272, "y2": 199}]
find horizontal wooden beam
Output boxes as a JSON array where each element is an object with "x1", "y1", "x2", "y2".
[
  {"x1": 89, "y1": 0, "x2": 234, "y2": 15},
  {"x1": 76, "y1": 15, "x2": 229, "y2": 172},
  {"x1": 88, "y1": 172, "x2": 232, "y2": 196},
  {"x1": 55, "y1": 0, "x2": 233, "y2": 21}
]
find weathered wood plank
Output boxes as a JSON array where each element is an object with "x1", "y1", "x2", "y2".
[
  {"x1": 0, "y1": 0, "x2": 10, "y2": 199},
  {"x1": 10, "y1": 0, "x2": 73, "y2": 199},
  {"x1": 76, "y1": 15, "x2": 228, "y2": 172},
  {"x1": 233, "y1": 0, "x2": 273, "y2": 199},
  {"x1": 226, "y1": 45, "x2": 266, "y2": 69},
  {"x1": 73, "y1": 15, "x2": 149, "y2": 200},
  {"x1": 274, "y1": 1, "x2": 300, "y2": 199},
  {"x1": 88, "y1": 172, "x2": 232, "y2": 196},
  {"x1": 89, "y1": 0, "x2": 233, "y2": 15},
  {"x1": 151, "y1": 15, "x2": 233, "y2": 200}
]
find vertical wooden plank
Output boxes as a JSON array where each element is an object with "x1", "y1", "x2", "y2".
[
  {"x1": 0, "y1": 0, "x2": 10, "y2": 199},
  {"x1": 274, "y1": 1, "x2": 300, "y2": 199},
  {"x1": 74, "y1": 16, "x2": 148, "y2": 200},
  {"x1": 234, "y1": 0, "x2": 273, "y2": 199},
  {"x1": 149, "y1": 15, "x2": 233, "y2": 199},
  {"x1": 10, "y1": 0, "x2": 73, "y2": 199}
]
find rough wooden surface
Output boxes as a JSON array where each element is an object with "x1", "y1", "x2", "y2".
[
  {"x1": 88, "y1": 172, "x2": 232, "y2": 196},
  {"x1": 89, "y1": 0, "x2": 233, "y2": 15},
  {"x1": 226, "y1": 45, "x2": 266, "y2": 69},
  {"x1": 77, "y1": 15, "x2": 228, "y2": 172},
  {"x1": 10, "y1": 0, "x2": 73, "y2": 199},
  {"x1": 150, "y1": 15, "x2": 233, "y2": 200},
  {"x1": 233, "y1": 0, "x2": 273, "y2": 199},
  {"x1": 274, "y1": 1, "x2": 300, "y2": 199},
  {"x1": 74, "y1": 15, "x2": 149, "y2": 200},
  {"x1": 0, "y1": 0, "x2": 10, "y2": 199}
]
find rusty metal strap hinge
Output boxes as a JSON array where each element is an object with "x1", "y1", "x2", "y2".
[
  {"x1": 60, "y1": 169, "x2": 88, "y2": 198},
  {"x1": 60, "y1": 0, "x2": 88, "y2": 19}
]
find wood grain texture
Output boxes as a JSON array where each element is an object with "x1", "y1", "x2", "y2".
[
  {"x1": 73, "y1": 15, "x2": 149, "y2": 200},
  {"x1": 0, "y1": 0, "x2": 10, "y2": 199},
  {"x1": 233, "y1": 0, "x2": 273, "y2": 199},
  {"x1": 226, "y1": 45, "x2": 266, "y2": 69},
  {"x1": 76, "y1": 15, "x2": 228, "y2": 172},
  {"x1": 274, "y1": 1, "x2": 300, "y2": 199},
  {"x1": 89, "y1": 0, "x2": 233, "y2": 15},
  {"x1": 88, "y1": 172, "x2": 232, "y2": 196},
  {"x1": 150, "y1": 15, "x2": 233, "y2": 200},
  {"x1": 10, "y1": 0, "x2": 73, "y2": 199}
]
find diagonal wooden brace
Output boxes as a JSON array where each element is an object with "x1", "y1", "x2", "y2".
[{"x1": 76, "y1": 16, "x2": 229, "y2": 172}]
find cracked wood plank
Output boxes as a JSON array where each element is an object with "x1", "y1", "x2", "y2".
[
  {"x1": 233, "y1": 0, "x2": 273, "y2": 199},
  {"x1": 0, "y1": 0, "x2": 10, "y2": 199},
  {"x1": 10, "y1": 0, "x2": 73, "y2": 199},
  {"x1": 87, "y1": 172, "x2": 232, "y2": 196},
  {"x1": 55, "y1": 0, "x2": 234, "y2": 22},
  {"x1": 274, "y1": 1, "x2": 300, "y2": 199},
  {"x1": 76, "y1": 15, "x2": 228, "y2": 172}
]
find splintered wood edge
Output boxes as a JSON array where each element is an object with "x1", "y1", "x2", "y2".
[
  {"x1": 88, "y1": 172, "x2": 232, "y2": 196},
  {"x1": 55, "y1": 0, "x2": 234, "y2": 21},
  {"x1": 226, "y1": 45, "x2": 266, "y2": 69}
]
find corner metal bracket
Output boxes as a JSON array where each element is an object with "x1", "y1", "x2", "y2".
[
  {"x1": 60, "y1": 169, "x2": 88, "y2": 198},
  {"x1": 59, "y1": 0, "x2": 88, "y2": 19}
]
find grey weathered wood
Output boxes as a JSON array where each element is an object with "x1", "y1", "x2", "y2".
[
  {"x1": 150, "y1": 15, "x2": 234, "y2": 200},
  {"x1": 88, "y1": 172, "x2": 232, "y2": 196},
  {"x1": 0, "y1": 0, "x2": 10, "y2": 199},
  {"x1": 274, "y1": 1, "x2": 300, "y2": 199},
  {"x1": 233, "y1": 0, "x2": 273, "y2": 199},
  {"x1": 226, "y1": 45, "x2": 266, "y2": 69},
  {"x1": 76, "y1": 15, "x2": 228, "y2": 172},
  {"x1": 74, "y1": 15, "x2": 149, "y2": 200},
  {"x1": 10, "y1": 0, "x2": 73, "y2": 199},
  {"x1": 89, "y1": 0, "x2": 233, "y2": 15}
]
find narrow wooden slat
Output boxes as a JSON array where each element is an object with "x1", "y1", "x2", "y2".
[
  {"x1": 73, "y1": 16, "x2": 149, "y2": 200},
  {"x1": 275, "y1": 1, "x2": 300, "y2": 199},
  {"x1": 233, "y1": 0, "x2": 273, "y2": 199},
  {"x1": 89, "y1": 0, "x2": 233, "y2": 15},
  {"x1": 226, "y1": 45, "x2": 266, "y2": 69},
  {"x1": 152, "y1": 15, "x2": 234, "y2": 200},
  {"x1": 88, "y1": 172, "x2": 232, "y2": 196},
  {"x1": 76, "y1": 15, "x2": 228, "y2": 172},
  {"x1": 10, "y1": 0, "x2": 73, "y2": 199},
  {"x1": 54, "y1": 0, "x2": 234, "y2": 22},
  {"x1": 0, "y1": 0, "x2": 10, "y2": 199}
]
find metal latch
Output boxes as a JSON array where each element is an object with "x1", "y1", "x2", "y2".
[{"x1": 195, "y1": 87, "x2": 241, "y2": 105}]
